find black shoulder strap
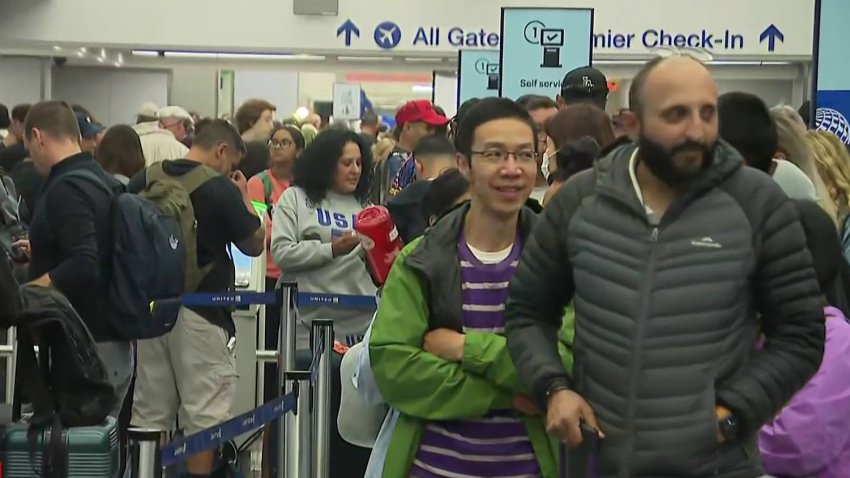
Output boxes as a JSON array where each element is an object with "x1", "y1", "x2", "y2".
[
  {"x1": 16, "y1": 323, "x2": 54, "y2": 423},
  {"x1": 44, "y1": 170, "x2": 115, "y2": 200}
]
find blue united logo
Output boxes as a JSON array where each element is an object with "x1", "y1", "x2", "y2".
[{"x1": 816, "y1": 107, "x2": 850, "y2": 146}]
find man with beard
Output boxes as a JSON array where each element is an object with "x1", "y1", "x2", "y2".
[{"x1": 503, "y1": 55, "x2": 825, "y2": 477}]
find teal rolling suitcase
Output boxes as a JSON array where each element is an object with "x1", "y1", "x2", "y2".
[{"x1": 2, "y1": 416, "x2": 120, "y2": 478}]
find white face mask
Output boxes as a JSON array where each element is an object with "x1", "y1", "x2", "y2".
[{"x1": 541, "y1": 152, "x2": 551, "y2": 181}]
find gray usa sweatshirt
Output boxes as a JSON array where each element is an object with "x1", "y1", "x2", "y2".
[{"x1": 271, "y1": 186, "x2": 377, "y2": 350}]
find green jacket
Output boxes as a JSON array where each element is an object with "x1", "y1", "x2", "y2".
[{"x1": 368, "y1": 204, "x2": 575, "y2": 478}]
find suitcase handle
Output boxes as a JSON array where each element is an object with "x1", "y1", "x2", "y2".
[{"x1": 559, "y1": 423, "x2": 601, "y2": 478}]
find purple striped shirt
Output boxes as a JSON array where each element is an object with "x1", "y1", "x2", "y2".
[{"x1": 411, "y1": 236, "x2": 541, "y2": 478}]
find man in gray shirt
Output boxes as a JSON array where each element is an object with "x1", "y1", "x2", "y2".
[{"x1": 718, "y1": 92, "x2": 817, "y2": 200}]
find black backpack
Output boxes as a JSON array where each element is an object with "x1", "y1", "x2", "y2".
[
  {"x1": 15, "y1": 284, "x2": 115, "y2": 478},
  {"x1": 47, "y1": 166, "x2": 215, "y2": 340},
  {"x1": 0, "y1": 250, "x2": 21, "y2": 328},
  {"x1": 0, "y1": 169, "x2": 27, "y2": 263}
]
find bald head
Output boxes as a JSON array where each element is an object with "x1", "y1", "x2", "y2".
[
  {"x1": 630, "y1": 56, "x2": 714, "y2": 118},
  {"x1": 632, "y1": 56, "x2": 720, "y2": 189}
]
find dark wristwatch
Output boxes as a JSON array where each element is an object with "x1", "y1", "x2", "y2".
[
  {"x1": 718, "y1": 414, "x2": 739, "y2": 441},
  {"x1": 544, "y1": 380, "x2": 570, "y2": 403}
]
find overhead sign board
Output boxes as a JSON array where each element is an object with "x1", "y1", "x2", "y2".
[
  {"x1": 499, "y1": 8, "x2": 593, "y2": 100},
  {"x1": 813, "y1": 0, "x2": 850, "y2": 145},
  {"x1": 457, "y1": 50, "x2": 500, "y2": 107},
  {"x1": 0, "y1": 0, "x2": 816, "y2": 58}
]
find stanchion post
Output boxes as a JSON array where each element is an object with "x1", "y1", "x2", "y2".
[
  {"x1": 311, "y1": 319, "x2": 334, "y2": 478},
  {"x1": 283, "y1": 371, "x2": 313, "y2": 478},
  {"x1": 127, "y1": 428, "x2": 162, "y2": 478},
  {"x1": 278, "y1": 281, "x2": 298, "y2": 375},
  {"x1": 276, "y1": 282, "x2": 298, "y2": 478}
]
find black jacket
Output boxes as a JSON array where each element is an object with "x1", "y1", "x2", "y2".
[
  {"x1": 406, "y1": 202, "x2": 537, "y2": 330},
  {"x1": 504, "y1": 141, "x2": 825, "y2": 477},
  {"x1": 386, "y1": 180, "x2": 431, "y2": 245},
  {"x1": 27, "y1": 153, "x2": 123, "y2": 342}
]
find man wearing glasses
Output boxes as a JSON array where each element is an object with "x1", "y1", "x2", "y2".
[{"x1": 369, "y1": 97, "x2": 574, "y2": 477}]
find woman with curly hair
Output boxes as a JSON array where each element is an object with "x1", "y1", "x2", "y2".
[{"x1": 270, "y1": 128, "x2": 376, "y2": 350}]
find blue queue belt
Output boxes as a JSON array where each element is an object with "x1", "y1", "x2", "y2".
[
  {"x1": 158, "y1": 290, "x2": 373, "y2": 466},
  {"x1": 160, "y1": 392, "x2": 296, "y2": 467},
  {"x1": 160, "y1": 334, "x2": 326, "y2": 467},
  {"x1": 180, "y1": 291, "x2": 376, "y2": 309}
]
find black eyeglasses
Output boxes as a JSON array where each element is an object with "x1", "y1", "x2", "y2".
[
  {"x1": 470, "y1": 149, "x2": 538, "y2": 164},
  {"x1": 269, "y1": 139, "x2": 293, "y2": 149}
]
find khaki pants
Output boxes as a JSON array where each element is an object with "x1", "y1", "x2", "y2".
[{"x1": 131, "y1": 307, "x2": 237, "y2": 434}]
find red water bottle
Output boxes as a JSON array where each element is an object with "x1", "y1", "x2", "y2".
[{"x1": 354, "y1": 206, "x2": 404, "y2": 286}]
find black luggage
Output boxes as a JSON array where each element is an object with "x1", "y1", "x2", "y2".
[{"x1": 8, "y1": 284, "x2": 116, "y2": 478}]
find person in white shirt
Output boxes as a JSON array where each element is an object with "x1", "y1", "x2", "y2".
[{"x1": 132, "y1": 104, "x2": 191, "y2": 166}]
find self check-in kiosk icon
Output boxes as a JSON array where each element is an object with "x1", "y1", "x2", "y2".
[
  {"x1": 524, "y1": 20, "x2": 565, "y2": 68},
  {"x1": 475, "y1": 57, "x2": 501, "y2": 90}
]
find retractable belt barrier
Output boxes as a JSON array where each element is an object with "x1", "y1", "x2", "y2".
[
  {"x1": 180, "y1": 291, "x2": 376, "y2": 309},
  {"x1": 142, "y1": 285, "x2": 372, "y2": 478}
]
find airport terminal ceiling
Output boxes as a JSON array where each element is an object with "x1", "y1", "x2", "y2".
[{"x1": 0, "y1": 0, "x2": 817, "y2": 114}]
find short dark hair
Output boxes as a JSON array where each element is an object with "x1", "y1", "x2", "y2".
[
  {"x1": 0, "y1": 104, "x2": 9, "y2": 130},
  {"x1": 293, "y1": 128, "x2": 373, "y2": 206},
  {"x1": 361, "y1": 111, "x2": 379, "y2": 127},
  {"x1": 271, "y1": 124, "x2": 306, "y2": 151},
  {"x1": 11, "y1": 104, "x2": 32, "y2": 123},
  {"x1": 194, "y1": 118, "x2": 213, "y2": 135},
  {"x1": 449, "y1": 98, "x2": 482, "y2": 139},
  {"x1": 718, "y1": 92, "x2": 778, "y2": 172},
  {"x1": 421, "y1": 168, "x2": 469, "y2": 223},
  {"x1": 454, "y1": 97, "x2": 537, "y2": 159},
  {"x1": 516, "y1": 94, "x2": 558, "y2": 112},
  {"x1": 192, "y1": 119, "x2": 247, "y2": 156},
  {"x1": 413, "y1": 134, "x2": 455, "y2": 158},
  {"x1": 23, "y1": 101, "x2": 80, "y2": 141},
  {"x1": 551, "y1": 136, "x2": 601, "y2": 184},
  {"x1": 433, "y1": 105, "x2": 449, "y2": 136}
]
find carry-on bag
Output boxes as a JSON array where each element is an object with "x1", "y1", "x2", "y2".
[
  {"x1": 6, "y1": 285, "x2": 116, "y2": 478},
  {"x1": 3, "y1": 416, "x2": 119, "y2": 478}
]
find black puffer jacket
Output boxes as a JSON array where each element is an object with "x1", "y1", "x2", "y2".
[{"x1": 505, "y1": 141, "x2": 825, "y2": 478}]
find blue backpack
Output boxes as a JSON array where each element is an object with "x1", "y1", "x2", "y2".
[{"x1": 54, "y1": 163, "x2": 217, "y2": 339}]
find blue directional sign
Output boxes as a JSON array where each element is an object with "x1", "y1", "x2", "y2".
[
  {"x1": 499, "y1": 7, "x2": 593, "y2": 100},
  {"x1": 759, "y1": 24, "x2": 784, "y2": 52},
  {"x1": 374, "y1": 21, "x2": 402, "y2": 50},
  {"x1": 457, "y1": 50, "x2": 500, "y2": 107},
  {"x1": 814, "y1": 0, "x2": 850, "y2": 145},
  {"x1": 337, "y1": 20, "x2": 360, "y2": 47}
]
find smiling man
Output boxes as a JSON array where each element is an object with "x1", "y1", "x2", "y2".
[
  {"x1": 505, "y1": 56, "x2": 825, "y2": 477},
  {"x1": 368, "y1": 97, "x2": 574, "y2": 477}
]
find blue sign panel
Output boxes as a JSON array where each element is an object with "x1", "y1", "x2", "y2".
[
  {"x1": 814, "y1": 0, "x2": 850, "y2": 145},
  {"x1": 374, "y1": 21, "x2": 402, "y2": 50},
  {"x1": 457, "y1": 50, "x2": 500, "y2": 107},
  {"x1": 499, "y1": 7, "x2": 593, "y2": 100}
]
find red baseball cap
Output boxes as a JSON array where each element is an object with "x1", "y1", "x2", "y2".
[{"x1": 395, "y1": 100, "x2": 449, "y2": 127}]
